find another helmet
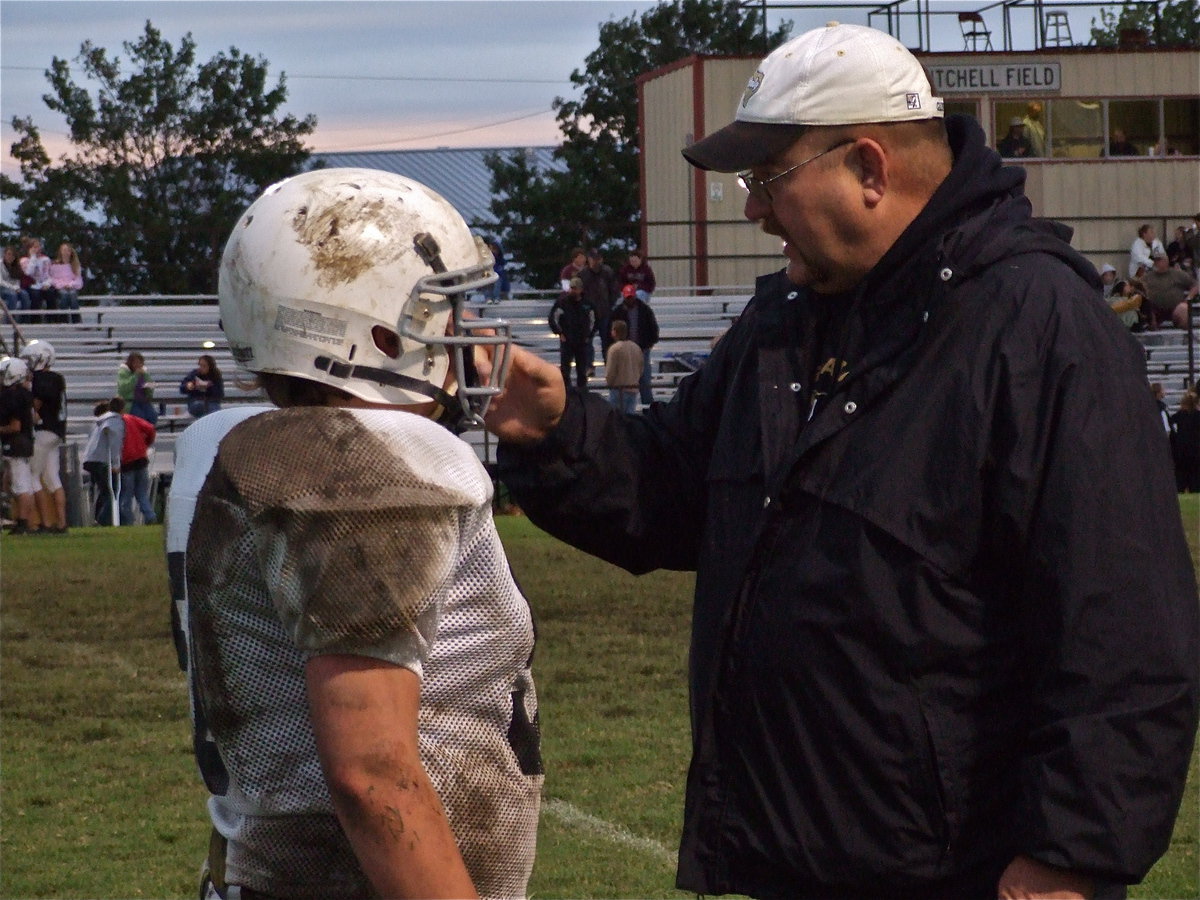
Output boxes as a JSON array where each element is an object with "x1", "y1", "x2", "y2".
[
  {"x1": 19, "y1": 339, "x2": 54, "y2": 371},
  {"x1": 218, "y1": 168, "x2": 510, "y2": 426},
  {"x1": 0, "y1": 356, "x2": 30, "y2": 387}
]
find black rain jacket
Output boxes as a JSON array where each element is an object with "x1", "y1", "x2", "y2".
[{"x1": 497, "y1": 117, "x2": 1199, "y2": 897}]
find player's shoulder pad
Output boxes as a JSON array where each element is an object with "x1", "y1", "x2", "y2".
[{"x1": 214, "y1": 406, "x2": 489, "y2": 513}]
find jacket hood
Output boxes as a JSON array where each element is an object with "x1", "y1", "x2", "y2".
[{"x1": 866, "y1": 115, "x2": 1099, "y2": 296}]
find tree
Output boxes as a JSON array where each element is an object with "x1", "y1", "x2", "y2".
[
  {"x1": 485, "y1": 0, "x2": 790, "y2": 289},
  {"x1": 1, "y1": 21, "x2": 316, "y2": 294},
  {"x1": 1089, "y1": 0, "x2": 1199, "y2": 48}
]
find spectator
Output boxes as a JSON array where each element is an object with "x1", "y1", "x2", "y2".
[
  {"x1": 548, "y1": 276, "x2": 595, "y2": 390},
  {"x1": 484, "y1": 238, "x2": 510, "y2": 304},
  {"x1": 1, "y1": 246, "x2": 30, "y2": 313},
  {"x1": 179, "y1": 354, "x2": 224, "y2": 419},
  {"x1": 558, "y1": 246, "x2": 587, "y2": 290},
  {"x1": 609, "y1": 285, "x2": 660, "y2": 407},
  {"x1": 617, "y1": 249, "x2": 657, "y2": 297},
  {"x1": 19, "y1": 237, "x2": 54, "y2": 323},
  {"x1": 118, "y1": 408, "x2": 156, "y2": 525},
  {"x1": 1171, "y1": 391, "x2": 1200, "y2": 493},
  {"x1": 81, "y1": 398, "x2": 125, "y2": 526},
  {"x1": 605, "y1": 319, "x2": 643, "y2": 413},
  {"x1": 0, "y1": 356, "x2": 36, "y2": 534},
  {"x1": 117, "y1": 351, "x2": 158, "y2": 425},
  {"x1": 1108, "y1": 278, "x2": 1146, "y2": 331},
  {"x1": 996, "y1": 117, "x2": 1031, "y2": 158},
  {"x1": 1142, "y1": 250, "x2": 1199, "y2": 328},
  {"x1": 1022, "y1": 100, "x2": 1046, "y2": 156},
  {"x1": 20, "y1": 340, "x2": 68, "y2": 533},
  {"x1": 1106, "y1": 128, "x2": 1138, "y2": 156},
  {"x1": 485, "y1": 22, "x2": 1198, "y2": 898},
  {"x1": 1129, "y1": 223, "x2": 1166, "y2": 278},
  {"x1": 1098, "y1": 262, "x2": 1118, "y2": 298},
  {"x1": 1166, "y1": 225, "x2": 1190, "y2": 266},
  {"x1": 49, "y1": 242, "x2": 84, "y2": 324},
  {"x1": 580, "y1": 248, "x2": 619, "y2": 356},
  {"x1": 1186, "y1": 213, "x2": 1200, "y2": 263}
]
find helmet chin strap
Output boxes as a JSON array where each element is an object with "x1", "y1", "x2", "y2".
[{"x1": 312, "y1": 351, "x2": 477, "y2": 434}]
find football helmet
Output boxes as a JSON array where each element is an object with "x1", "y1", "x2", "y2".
[
  {"x1": 219, "y1": 168, "x2": 510, "y2": 427},
  {"x1": 19, "y1": 339, "x2": 55, "y2": 371},
  {"x1": 0, "y1": 356, "x2": 30, "y2": 387}
]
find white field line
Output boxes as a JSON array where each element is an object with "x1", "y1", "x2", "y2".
[{"x1": 543, "y1": 798, "x2": 676, "y2": 869}]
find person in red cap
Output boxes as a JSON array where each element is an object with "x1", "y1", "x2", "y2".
[
  {"x1": 479, "y1": 21, "x2": 1198, "y2": 900},
  {"x1": 609, "y1": 283, "x2": 660, "y2": 407}
]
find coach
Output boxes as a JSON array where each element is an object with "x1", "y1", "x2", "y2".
[{"x1": 485, "y1": 22, "x2": 1199, "y2": 900}]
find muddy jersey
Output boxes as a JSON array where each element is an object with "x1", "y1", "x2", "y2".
[{"x1": 177, "y1": 406, "x2": 541, "y2": 899}]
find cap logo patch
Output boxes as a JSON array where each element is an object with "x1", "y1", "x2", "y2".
[
  {"x1": 741, "y1": 70, "x2": 764, "y2": 108},
  {"x1": 906, "y1": 92, "x2": 921, "y2": 110}
]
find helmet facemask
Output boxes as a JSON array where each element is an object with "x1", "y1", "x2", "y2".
[{"x1": 399, "y1": 232, "x2": 511, "y2": 428}]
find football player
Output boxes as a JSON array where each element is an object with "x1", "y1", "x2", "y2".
[
  {"x1": 20, "y1": 340, "x2": 69, "y2": 533},
  {"x1": 170, "y1": 169, "x2": 541, "y2": 900},
  {"x1": 0, "y1": 355, "x2": 37, "y2": 534}
]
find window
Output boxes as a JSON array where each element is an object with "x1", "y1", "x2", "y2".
[
  {"x1": 994, "y1": 99, "x2": 1048, "y2": 157},
  {"x1": 1048, "y1": 99, "x2": 1103, "y2": 158},
  {"x1": 1107, "y1": 99, "x2": 1157, "y2": 156},
  {"x1": 1163, "y1": 98, "x2": 1200, "y2": 156},
  {"x1": 945, "y1": 99, "x2": 979, "y2": 122}
]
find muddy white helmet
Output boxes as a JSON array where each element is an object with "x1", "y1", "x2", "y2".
[
  {"x1": 218, "y1": 168, "x2": 510, "y2": 426},
  {"x1": 19, "y1": 339, "x2": 54, "y2": 371},
  {"x1": 0, "y1": 356, "x2": 30, "y2": 387}
]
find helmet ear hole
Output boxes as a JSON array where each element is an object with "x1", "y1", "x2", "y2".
[{"x1": 371, "y1": 325, "x2": 401, "y2": 359}]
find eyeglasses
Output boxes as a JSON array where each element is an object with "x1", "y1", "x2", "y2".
[{"x1": 736, "y1": 138, "x2": 856, "y2": 203}]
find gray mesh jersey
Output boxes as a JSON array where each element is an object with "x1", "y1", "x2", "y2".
[{"x1": 184, "y1": 406, "x2": 542, "y2": 899}]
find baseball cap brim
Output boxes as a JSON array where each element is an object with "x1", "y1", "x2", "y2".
[{"x1": 683, "y1": 121, "x2": 808, "y2": 173}]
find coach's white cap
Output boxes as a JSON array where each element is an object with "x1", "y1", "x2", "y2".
[{"x1": 683, "y1": 22, "x2": 944, "y2": 172}]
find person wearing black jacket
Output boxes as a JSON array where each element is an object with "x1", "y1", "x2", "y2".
[
  {"x1": 482, "y1": 23, "x2": 1199, "y2": 900},
  {"x1": 609, "y1": 284, "x2": 660, "y2": 406},
  {"x1": 548, "y1": 276, "x2": 596, "y2": 390},
  {"x1": 580, "y1": 248, "x2": 619, "y2": 357}
]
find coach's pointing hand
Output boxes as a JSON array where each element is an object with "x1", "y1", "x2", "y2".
[{"x1": 479, "y1": 344, "x2": 566, "y2": 445}]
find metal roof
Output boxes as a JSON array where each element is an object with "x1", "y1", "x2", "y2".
[{"x1": 311, "y1": 146, "x2": 565, "y2": 227}]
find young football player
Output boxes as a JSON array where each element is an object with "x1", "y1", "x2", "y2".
[
  {"x1": 19, "y1": 340, "x2": 69, "y2": 532},
  {"x1": 169, "y1": 169, "x2": 539, "y2": 900}
]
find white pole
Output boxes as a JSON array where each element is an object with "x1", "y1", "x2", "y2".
[{"x1": 109, "y1": 468, "x2": 120, "y2": 527}]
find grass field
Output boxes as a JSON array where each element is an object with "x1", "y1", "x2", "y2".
[{"x1": 1, "y1": 498, "x2": 1197, "y2": 899}]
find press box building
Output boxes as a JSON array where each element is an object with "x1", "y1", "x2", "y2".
[{"x1": 638, "y1": 42, "x2": 1199, "y2": 287}]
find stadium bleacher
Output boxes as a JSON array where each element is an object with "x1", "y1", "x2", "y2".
[
  {"x1": 1, "y1": 292, "x2": 750, "y2": 475},
  {"x1": 3, "y1": 290, "x2": 1195, "y2": 523}
]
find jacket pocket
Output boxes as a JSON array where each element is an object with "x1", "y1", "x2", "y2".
[{"x1": 911, "y1": 685, "x2": 958, "y2": 872}]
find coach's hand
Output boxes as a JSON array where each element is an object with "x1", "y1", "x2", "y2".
[
  {"x1": 997, "y1": 855, "x2": 1093, "y2": 899},
  {"x1": 478, "y1": 343, "x2": 566, "y2": 445}
]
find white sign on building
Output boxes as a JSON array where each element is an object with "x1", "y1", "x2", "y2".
[{"x1": 927, "y1": 62, "x2": 1061, "y2": 94}]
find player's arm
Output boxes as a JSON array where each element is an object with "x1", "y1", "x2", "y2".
[{"x1": 306, "y1": 653, "x2": 478, "y2": 900}]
